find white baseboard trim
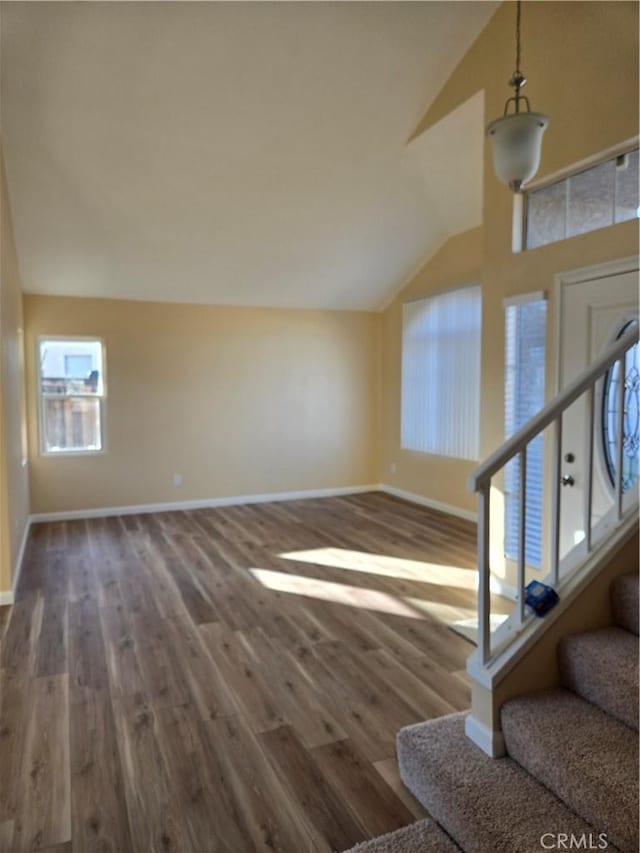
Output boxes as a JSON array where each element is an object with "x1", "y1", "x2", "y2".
[
  {"x1": 12, "y1": 518, "x2": 31, "y2": 598},
  {"x1": 380, "y1": 484, "x2": 478, "y2": 523},
  {"x1": 464, "y1": 713, "x2": 505, "y2": 758},
  {"x1": 29, "y1": 484, "x2": 382, "y2": 523},
  {"x1": 0, "y1": 517, "x2": 32, "y2": 606},
  {"x1": 30, "y1": 483, "x2": 480, "y2": 526}
]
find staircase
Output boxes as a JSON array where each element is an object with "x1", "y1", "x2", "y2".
[{"x1": 342, "y1": 571, "x2": 639, "y2": 853}]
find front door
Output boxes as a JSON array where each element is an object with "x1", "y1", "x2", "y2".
[{"x1": 557, "y1": 259, "x2": 639, "y2": 559}]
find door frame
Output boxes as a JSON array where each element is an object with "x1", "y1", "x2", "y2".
[
  {"x1": 554, "y1": 255, "x2": 640, "y2": 547},
  {"x1": 555, "y1": 255, "x2": 640, "y2": 392}
]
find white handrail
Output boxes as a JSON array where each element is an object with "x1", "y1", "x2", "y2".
[
  {"x1": 468, "y1": 322, "x2": 638, "y2": 668},
  {"x1": 468, "y1": 325, "x2": 639, "y2": 492}
]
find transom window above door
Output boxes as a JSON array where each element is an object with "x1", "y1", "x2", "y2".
[{"x1": 525, "y1": 147, "x2": 639, "y2": 250}]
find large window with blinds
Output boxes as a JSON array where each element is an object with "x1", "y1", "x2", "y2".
[
  {"x1": 401, "y1": 285, "x2": 481, "y2": 460},
  {"x1": 504, "y1": 296, "x2": 547, "y2": 567}
]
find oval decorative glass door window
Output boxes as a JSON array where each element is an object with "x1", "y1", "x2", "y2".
[{"x1": 602, "y1": 319, "x2": 640, "y2": 492}]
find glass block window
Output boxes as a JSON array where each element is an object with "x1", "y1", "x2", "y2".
[
  {"x1": 602, "y1": 319, "x2": 639, "y2": 493},
  {"x1": 526, "y1": 148, "x2": 639, "y2": 250},
  {"x1": 504, "y1": 297, "x2": 547, "y2": 567}
]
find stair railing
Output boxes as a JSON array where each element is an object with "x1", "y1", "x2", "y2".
[{"x1": 468, "y1": 324, "x2": 639, "y2": 667}]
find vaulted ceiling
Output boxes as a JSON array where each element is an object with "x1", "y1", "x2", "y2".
[{"x1": 1, "y1": 2, "x2": 496, "y2": 310}]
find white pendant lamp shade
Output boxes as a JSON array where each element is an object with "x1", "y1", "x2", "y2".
[
  {"x1": 487, "y1": 111, "x2": 549, "y2": 192},
  {"x1": 487, "y1": 1, "x2": 549, "y2": 193}
]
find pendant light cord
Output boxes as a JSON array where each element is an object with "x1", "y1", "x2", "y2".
[
  {"x1": 515, "y1": 0, "x2": 522, "y2": 74},
  {"x1": 503, "y1": 0, "x2": 532, "y2": 115}
]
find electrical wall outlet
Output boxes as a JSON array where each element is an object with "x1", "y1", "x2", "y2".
[
  {"x1": 172, "y1": 473, "x2": 183, "y2": 487},
  {"x1": 390, "y1": 462, "x2": 396, "y2": 475}
]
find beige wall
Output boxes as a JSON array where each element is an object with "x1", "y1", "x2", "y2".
[
  {"x1": 380, "y1": 227, "x2": 482, "y2": 514},
  {"x1": 24, "y1": 296, "x2": 380, "y2": 514},
  {"x1": 380, "y1": 1, "x2": 639, "y2": 531},
  {"x1": 14, "y1": 1, "x2": 640, "y2": 531},
  {"x1": 0, "y1": 143, "x2": 30, "y2": 594},
  {"x1": 426, "y1": 0, "x2": 639, "y2": 463}
]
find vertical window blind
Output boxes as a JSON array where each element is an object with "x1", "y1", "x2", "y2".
[
  {"x1": 401, "y1": 285, "x2": 481, "y2": 460},
  {"x1": 504, "y1": 297, "x2": 547, "y2": 567}
]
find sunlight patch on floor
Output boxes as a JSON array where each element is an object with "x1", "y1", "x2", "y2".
[
  {"x1": 249, "y1": 568, "x2": 425, "y2": 619},
  {"x1": 278, "y1": 547, "x2": 477, "y2": 590},
  {"x1": 404, "y1": 597, "x2": 474, "y2": 624}
]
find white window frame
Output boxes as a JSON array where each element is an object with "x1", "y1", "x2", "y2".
[{"x1": 37, "y1": 335, "x2": 107, "y2": 457}]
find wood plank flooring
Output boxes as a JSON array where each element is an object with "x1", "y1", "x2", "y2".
[{"x1": 0, "y1": 492, "x2": 508, "y2": 853}]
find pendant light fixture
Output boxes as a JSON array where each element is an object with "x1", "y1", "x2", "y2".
[{"x1": 487, "y1": 1, "x2": 549, "y2": 193}]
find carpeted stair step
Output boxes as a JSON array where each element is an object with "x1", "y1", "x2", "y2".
[
  {"x1": 611, "y1": 573, "x2": 639, "y2": 635},
  {"x1": 558, "y1": 627, "x2": 638, "y2": 730},
  {"x1": 396, "y1": 712, "x2": 611, "y2": 853},
  {"x1": 341, "y1": 816, "x2": 461, "y2": 853},
  {"x1": 501, "y1": 688, "x2": 638, "y2": 853}
]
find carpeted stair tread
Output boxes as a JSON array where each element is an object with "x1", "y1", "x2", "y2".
[
  {"x1": 611, "y1": 573, "x2": 639, "y2": 635},
  {"x1": 501, "y1": 688, "x2": 638, "y2": 853},
  {"x1": 340, "y1": 816, "x2": 461, "y2": 853},
  {"x1": 558, "y1": 627, "x2": 638, "y2": 730},
  {"x1": 396, "y1": 712, "x2": 610, "y2": 853}
]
